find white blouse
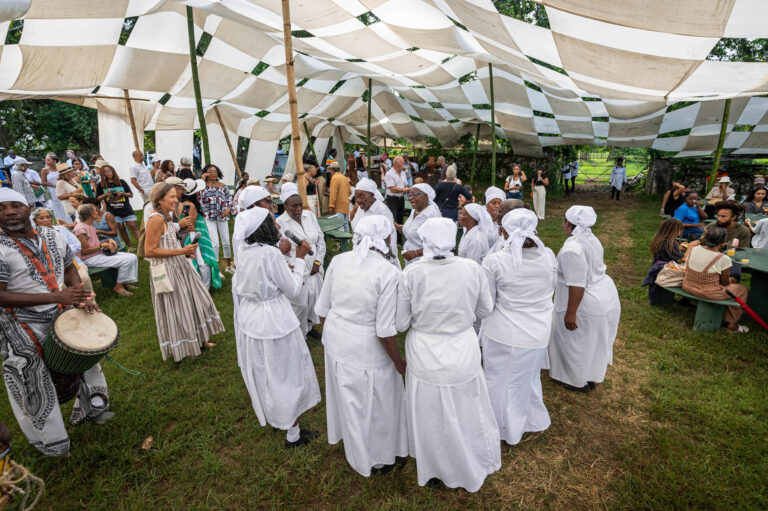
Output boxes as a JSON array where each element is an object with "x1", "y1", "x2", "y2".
[
  {"x1": 276, "y1": 210, "x2": 326, "y2": 272},
  {"x1": 402, "y1": 202, "x2": 441, "y2": 264},
  {"x1": 458, "y1": 226, "x2": 489, "y2": 265}
]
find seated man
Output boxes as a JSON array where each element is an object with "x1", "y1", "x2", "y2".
[
  {"x1": 714, "y1": 200, "x2": 751, "y2": 248},
  {"x1": 673, "y1": 192, "x2": 707, "y2": 240}
]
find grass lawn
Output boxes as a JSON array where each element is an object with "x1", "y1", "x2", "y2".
[
  {"x1": 575, "y1": 153, "x2": 647, "y2": 185},
  {"x1": 2, "y1": 190, "x2": 767, "y2": 509}
]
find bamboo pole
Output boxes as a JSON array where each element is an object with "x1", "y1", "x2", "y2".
[
  {"x1": 471, "y1": 123, "x2": 480, "y2": 186},
  {"x1": 489, "y1": 63, "x2": 497, "y2": 187},
  {"x1": 303, "y1": 121, "x2": 319, "y2": 165},
  {"x1": 123, "y1": 89, "x2": 140, "y2": 152},
  {"x1": 186, "y1": 6, "x2": 210, "y2": 168},
  {"x1": 281, "y1": 0, "x2": 308, "y2": 208},
  {"x1": 213, "y1": 105, "x2": 242, "y2": 181},
  {"x1": 336, "y1": 124, "x2": 346, "y2": 174},
  {"x1": 367, "y1": 78, "x2": 372, "y2": 170},
  {"x1": 706, "y1": 98, "x2": 731, "y2": 195}
]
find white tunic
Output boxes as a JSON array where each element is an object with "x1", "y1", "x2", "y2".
[
  {"x1": 234, "y1": 244, "x2": 321, "y2": 429},
  {"x1": 401, "y1": 202, "x2": 441, "y2": 265},
  {"x1": 315, "y1": 251, "x2": 407, "y2": 476},
  {"x1": 276, "y1": 211, "x2": 326, "y2": 336},
  {"x1": 351, "y1": 200, "x2": 400, "y2": 268},
  {"x1": 458, "y1": 226, "x2": 489, "y2": 265},
  {"x1": 549, "y1": 232, "x2": 621, "y2": 387},
  {"x1": 396, "y1": 256, "x2": 501, "y2": 492}
]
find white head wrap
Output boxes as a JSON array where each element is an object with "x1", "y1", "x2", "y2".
[
  {"x1": 233, "y1": 206, "x2": 270, "y2": 250},
  {"x1": 280, "y1": 182, "x2": 299, "y2": 203},
  {"x1": 352, "y1": 215, "x2": 391, "y2": 264},
  {"x1": 355, "y1": 178, "x2": 384, "y2": 202},
  {"x1": 565, "y1": 205, "x2": 597, "y2": 237},
  {"x1": 418, "y1": 217, "x2": 456, "y2": 259},
  {"x1": 0, "y1": 189, "x2": 29, "y2": 206},
  {"x1": 501, "y1": 208, "x2": 544, "y2": 269},
  {"x1": 463, "y1": 203, "x2": 493, "y2": 234},
  {"x1": 484, "y1": 186, "x2": 505, "y2": 204},
  {"x1": 411, "y1": 183, "x2": 435, "y2": 203},
  {"x1": 239, "y1": 185, "x2": 271, "y2": 210}
]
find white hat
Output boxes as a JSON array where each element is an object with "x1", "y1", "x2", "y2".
[
  {"x1": 239, "y1": 185, "x2": 271, "y2": 210},
  {"x1": 565, "y1": 205, "x2": 597, "y2": 237},
  {"x1": 501, "y1": 208, "x2": 544, "y2": 269},
  {"x1": 232, "y1": 206, "x2": 270, "y2": 250},
  {"x1": 418, "y1": 217, "x2": 456, "y2": 259},
  {"x1": 282, "y1": 173, "x2": 294, "y2": 182},
  {"x1": 718, "y1": 176, "x2": 731, "y2": 184},
  {"x1": 484, "y1": 186, "x2": 505, "y2": 204},
  {"x1": 0, "y1": 188, "x2": 29, "y2": 206},
  {"x1": 187, "y1": 178, "x2": 206, "y2": 195},
  {"x1": 353, "y1": 215, "x2": 392, "y2": 264},
  {"x1": 280, "y1": 182, "x2": 299, "y2": 203},
  {"x1": 13, "y1": 157, "x2": 31, "y2": 165},
  {"x1": 355, "y1": 178, "x2": 384, "y2": 202},
  {"x1": 165, "y1": 176, "x2": 185, "y2": 187}
]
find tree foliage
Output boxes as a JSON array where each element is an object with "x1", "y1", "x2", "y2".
[
  {"x1": 493, "y1": 0, "x2": 549, "y2": 28},
  {"x1": 707, "y1": 38, "x2": 767, "y2": 62}
]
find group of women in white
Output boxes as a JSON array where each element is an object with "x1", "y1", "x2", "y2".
[{"x1": 229, "y1": 179, "x2": 620, "y2": 492}]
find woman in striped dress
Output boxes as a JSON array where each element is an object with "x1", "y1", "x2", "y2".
[{"x1": 144, "y1": 182, "x2": 225, "y2": 362}]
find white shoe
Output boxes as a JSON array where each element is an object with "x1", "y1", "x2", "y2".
[
  {"x1": 225, "y1": 265, "x2": 236, "y2": 274},
  {"x1": 730, "y1": 325, "x2": 749, "y2": 334}
]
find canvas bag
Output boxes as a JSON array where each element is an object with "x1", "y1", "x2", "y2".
[
  {"x1": 150, "y1": 262, "x2": 174, "y2": 293},
  {"x1": 655, "y1": 261, "x2": 686, "y2": 287}
]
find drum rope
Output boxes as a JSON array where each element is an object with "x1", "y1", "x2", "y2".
[
  {"x1": 104, "y1": 354, "x2": 142, "y2": 376},
  {"x1": 0, "y1": 460, "x2": 45, "y2": 510}
]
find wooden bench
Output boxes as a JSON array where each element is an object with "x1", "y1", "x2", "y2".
[
  {"x1": 87, "y1": 266, "x2": 118, "y2": 289},
  {"x1": 659, "y1": 286, "x2": 739, "y2": 332}
]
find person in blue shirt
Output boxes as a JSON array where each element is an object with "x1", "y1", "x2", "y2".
[
  {"x1": 673, "y1": 192, "x2": 707, "y2": 239},
  {"x1": 609, "y1": 157, "x2": 627, "y2": 200}
]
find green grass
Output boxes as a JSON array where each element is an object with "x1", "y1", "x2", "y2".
[
  {"x1": 1, "y1": 193, "x2": 767, "y2": 509},
  {"x1": 574, "y1": 153, "x2": 646, "y2": 185}
]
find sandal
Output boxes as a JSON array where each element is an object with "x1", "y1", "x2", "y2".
[
  {"x1": 730, "y1": 325, "x2": 749, "y2": 334},
  {"x1": 204, "y1": 342, "x2": 216, "y2": 348},
  {"x1": 115, "y1": 290, "x2": 133, "y2": 297}
]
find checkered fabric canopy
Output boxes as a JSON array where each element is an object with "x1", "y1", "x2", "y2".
[{"x1": 1, "y1": 0, "x2": 768, "y2": 166}]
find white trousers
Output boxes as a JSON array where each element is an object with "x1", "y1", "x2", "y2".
[
  {"x1": 205, "y1": 218, "x2": 231, "y2": 260},
  {"x1": 533, "y1": 185, "x2": 546, "y2": 219},
  {"x1": 307, "y1": 194, "x2": 319, "y2": 216},
  {"x1": 84, "y1": 252, "x2": 139, "y2": 284},
  {"x1": 196, "y1": 247, "x2": 211, "y2": 289}
]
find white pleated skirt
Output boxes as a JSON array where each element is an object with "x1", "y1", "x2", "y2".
[
  {"x1": 405, "y1": 371, "x2": 501, "y2": 492},
  {"x1": 482, "y1": 339, "x2": 550, "y2": 445},
  {"x1": 325, "y1": 352, "x2": 408, "y2": 476},
  {"x1": 238, "y1": 328, "x2": 321, "y2": 430}
]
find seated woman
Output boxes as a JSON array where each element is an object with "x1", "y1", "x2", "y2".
[
  {"x1": 73, "y1": 204, "x2": 139, "y2": 296},
  {"x1": 745, "y1": 216, "x2": 768, "y2": 249},
  {"x1": 68, "y1": 192, "x2": 86, "y2": 223},
  {"x1": 682, "y1": 226, "x2": 749, "y2": 333},
  {"x1": 82, "y1": 197, "x2": 119, "y2": 245},
  {"x1": 742, "y1": 186, "x2": 767, "y2": 215},
  {"x1": 31, "y1": 207, "x2": 93, "y2": 292},
  {"x1": 642, "y1": 218, "x2": 684, "y2": 304},
  {"x1": 673, "y1": 192, "x2": 707, "y2": 239}
]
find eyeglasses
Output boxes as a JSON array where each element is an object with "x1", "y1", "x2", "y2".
[{"x1": 407, "y1": 191, "x2": 424, "y2": 198}]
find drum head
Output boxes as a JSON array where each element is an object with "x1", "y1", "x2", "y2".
[{"x1": 54, "y1": 308, "x2": 118, "y2": 352}]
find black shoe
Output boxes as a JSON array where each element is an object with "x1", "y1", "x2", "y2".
[
  {"x1": 306, "y1": 328, "x2": 321, "y2": 340},
  {"x1": 284, "y1": 429, "x2": 320, "y2": 449},
  {"x1": 371, "y1": 464, "x2": 395, "y2": 476},
  {"x1": 395, "y1": 456, "x2": 409, "y2": 471},
  {"x1": 564, "y1": 383, "x2": 591, "y2": 393},
  {"x1": 587, "y1": 381, "x2": 596, "y2": 390},
  {"x1": 426, "y1": 478, "x2": 443, "y2": 489}
]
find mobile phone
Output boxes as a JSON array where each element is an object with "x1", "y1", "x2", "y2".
[{"x1": 182, "y1": 204, "x2": 191, "y2": 217}]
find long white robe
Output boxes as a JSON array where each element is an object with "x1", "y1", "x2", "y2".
[
  {"x1": 481, "y1": 247, "x2": 556, "y2": 445},
  {"x1": 351, "y1": 200, "x2": 400, "y2": 268},
  {"x1": 401, "y1": 203, "x2": 441, "y2": 265},
  {"x1": 549, "y1": 232, "x2": 621, "y2": 387},
  {"x1": 234, "y1": 243, "x2": 320, "y2": 429},
  {"x1": 276, "y1": 211, "x2": 326, "y2": 336},
  {"x1": 396, "y1": 256, "x2": 500, "y2": 492},
  {"x1": 315, "y1": 251, "x2": 407, "y2": 476},
  {"x1": 458, "y1": 226, "x2": 489, "y2": 265}
]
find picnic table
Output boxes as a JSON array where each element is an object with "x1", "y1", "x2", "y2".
[
  {"x1": 735, "y1": 247, "x2": 768, "y2": 321},
  {"x1": 317, "y1": 213, "x2": 352, "y2": 254}
]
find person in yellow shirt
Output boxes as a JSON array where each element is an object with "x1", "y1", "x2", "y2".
[{"x1": 328, "y1": 162, "x2": 351, "y2": 232}]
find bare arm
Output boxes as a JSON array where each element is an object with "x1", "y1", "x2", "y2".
[
  {"x1": 130, "y1": 177, "x2": 143, "y2": 195},
  {"x1": 0, "y1": 265, "x2": 91, "y2": 308},
  {"x1": 95, "y1": 213, "x2": 118, "y2": 237},
  {"x1": 379, "y1": 336, "x2": 406, "y2": 374},
  {"x1": 719, "y1": 268, "x2": 731, "y2": 287},
  {"x1": 144, "y1": 215, "x2": 194, "y2": 258},
  {"x1": 564, "y1": 286, "x2": 585, "y2": 331}
]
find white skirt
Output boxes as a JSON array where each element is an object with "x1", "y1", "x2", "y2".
[
  {"x1": 548, "y1": 307, "x2": 620, "y2": 388},
  {"x1": 405, "y1": 371, "x2": 501, "y2": 492},
  {"x1": 325, "y1": 352, "x2": 408, "y2": 476},
  {"x1": 238, "y1": 328, "x2": 321, "y2": 429},
  {"x1": 482, "y1": 339, "x2": 550, "y2": 445}
]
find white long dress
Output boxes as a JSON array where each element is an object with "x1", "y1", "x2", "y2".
[
  {"x1": 276, "y1": 211, "x2": 326, "y2": 336},
  {"x1": 401, "y1": 203, "x2": 441, "y2": 265},
  {"x1": 235, "y1": 243, "x2": 321, "y2": 429},
  {"x1": 481, "y1": 246, "x2": 556, "y2": 445},
  {"x1": 396, "y1": 256, "x2": 500, "y2": 492},
  {"x1": 45, "y1": 169, "x2": 71, "y2": 223},
  {"x1": 351, "y1": 200, "x2": 400, "y2": 268},
  {"x1": 549, "y1": 232, "x2": 621, "y2": 387},
  {"x1": 458, "y1": 226, "x2": 489, "y2": 265},
  {"x1": 315, "y1": 250, "x2": 407, "y2": 476}
]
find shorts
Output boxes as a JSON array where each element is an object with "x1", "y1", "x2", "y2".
[{"x1": 114, "y1": 214, "x2": 138, "y2": 224}]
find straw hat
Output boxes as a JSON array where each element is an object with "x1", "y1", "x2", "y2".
[
  {"x1": 718, "y1": 176, "x2": 731, "y2": 184},
  {"x1": 56, "y1": 163, "x2": 74, "y2": 173},
  {"x1": 93, "y1": 159, "x2": 109, "y2": 168}
]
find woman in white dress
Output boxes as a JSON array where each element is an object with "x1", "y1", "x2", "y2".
[
  {"x1": 315, "y1": 215, "x2": 408, "y2": 477},
  {"x1": 481, "y1": 208, "x2": 556, "y2": 445},
  {"x1": 234, "y1": 207, "x2": 321, "y2": 447},
  {"x1": 40, "y1": 154, "x2": 71, "y2": 223},
  {"x1": 397, "y1": 183, "x2": 441, "y2": 265},
  {"x1": 350, "y1": 178, "x2": 399, "y2": 267},
  {"x1": 484, "y1": 186, "x2": 505, "y2": 249},
  {"x1": 549, "y1": 206, "x2": 621, "y2": 392},
  {"x1": 276, "y1": 183, "x2": 326, "y2": 338},
  {"x1": 396, "y1": 217, "x2": 500, "y2": 492},
  {"x1": 458, "y1": 203, "x2": 492, "y2": 265}
]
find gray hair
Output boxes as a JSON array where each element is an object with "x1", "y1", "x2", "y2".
[
  {"x1": 445, "y1": 165, "x2": 457, "y2": 179},
  {"x1": 180, "y1": 156, "x2": 192, "y2": 166},
  {"x1": 78, "y1": 204, "x2": 97, "y2": 221},
  {"x1": 703, "y1": 226, "x2": 728, "y2": 248},
  {"x1": 31, "y1": 208, "x2": 51, "y2": 221}
]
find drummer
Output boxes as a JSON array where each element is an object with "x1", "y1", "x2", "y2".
[{"x1": 0, "y1": 189, "x2": 113, "y2": 457}]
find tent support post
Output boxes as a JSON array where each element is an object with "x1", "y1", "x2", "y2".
[
  {"x1": 707, "y1": 98, "x2": 731, "y2": 195},
  {"x1": 336, "y1": 125, "x2": 346, "y2": 174},
  {"x1": 186, "y1": 6, "x2": 210, "y2": 167},
  {"x1": 471, "y1": 123, "x2": 480, "y2": 186},
  {"x1": 303, "y1": 122, "x2": 318, "y2": 165},
  {"x1": 281, "y1": 0, "x2": 307, "y2": 208},
  {"x1": 367, "y1": 78, "x2": 372, "y2": 170},
  {"x1": 213, "y1": 105, "x2": 242, "y2": 181},
  {"x1": 489, "y1": 63, "x2": 497, "y2": 188},
  {"x1": 123, "y1": 89, "x2": 140, "y2": 152}
]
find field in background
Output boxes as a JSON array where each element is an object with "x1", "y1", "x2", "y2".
[{"x1": 574, "y1": 151, "x2": 648, "y2": 186}]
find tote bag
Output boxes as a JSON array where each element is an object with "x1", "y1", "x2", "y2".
[
  {"x1": 655, "y1": 261, "x2": 686, "y2": 288},
  {"x1": 150, "y1": 262, "x2": 174, "y2": 294}
]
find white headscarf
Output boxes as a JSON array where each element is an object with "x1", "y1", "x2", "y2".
[
  {"x1": 463, "y1": 203, "x2": 493, "y2": 234},
  {"x1": 352, "y1": 215, "x2": 391, "y2": 264},
  {"x1": 0, "y1": 189, "x2": 29, "y2": 206},
  {"x1": 233, "y1": 207, "x2": 270, "y2": 250},
  {"x1": 418, "y1": 217, "x2": 456, "y2": 259},
  {"x1": 565, "y1": 205, "x2": 597, "y2": 237},
  {"x1": 501, "y1": 208, "x2": 544, "y2": 269},
  {"x1": 484, "y1": 186, "x2": 505, "y2": 204},
  {"x1": 355, "y1": 178, "x2": 384, "y2": 202},
  {"x1": 411, "y1": 183, "x2": 435, "y2": 203},
  {"x1": 239, "y1": 185, "x2": 271, "y2": 210},
  {"x1": 280, "y1": 182, "x2": 299, "y2": 203}
]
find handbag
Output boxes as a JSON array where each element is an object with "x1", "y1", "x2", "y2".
[
  {"x1": 655, "y1": 261, "x2": 686, "y2": 287},
  {"x1": 150, "y1": 262, "x2": 174, "y2": 294}
]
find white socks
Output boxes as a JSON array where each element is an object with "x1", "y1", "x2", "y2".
[{"x1": 286, "y1": 425, "x2": 300, "y2": 442}]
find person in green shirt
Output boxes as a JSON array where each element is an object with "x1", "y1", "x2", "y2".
[
  {"x1": 73, "y1": 158, "x2": 95, "y2": 197},
  {"x1": 714, "y1": 200, "x2": 752, "y2": 248}
]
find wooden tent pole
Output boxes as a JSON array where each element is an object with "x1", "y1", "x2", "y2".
[
  {"x1": 707, "y1": 98, "x2": 731, "y2": 195},
  {"x1": 471, "y1": 123, "x2": 480, "y2": 186},
  {"x1": 123, "y1": 89, "x2": 140, "y2": 152},
  {"x1": 213, "y1": 105, "x2": 242, "y2": 180},
  {"x1": 489, "y1": 63, "x2": 497, "y2": 188},
  {"x1": 303, "y1": 121, "x2": 319, "y2": 165},
  {"x1": 281, "y1": 0, "x2": 307, "y2": 208},
  {"x1": 367, "y1": 78, "x2": 372, "y2": 170},
  {"x1": 336, "y1": 124, "x2": 346, "y2": 174},
  {"x1": 186, "y1": 6, "x2": 210, "y2": 167}
]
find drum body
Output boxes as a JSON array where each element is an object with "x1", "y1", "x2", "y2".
[{"x1": 44, "y1": 309, "x2": 119, "y2": 375}]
